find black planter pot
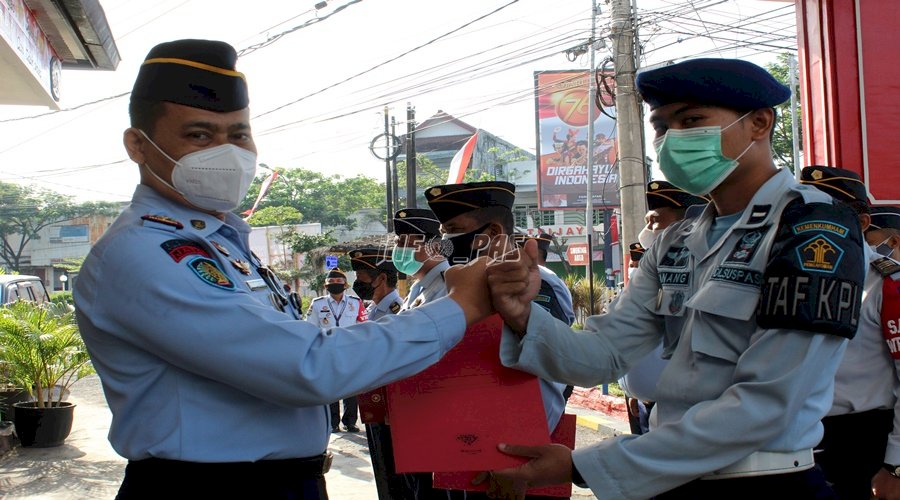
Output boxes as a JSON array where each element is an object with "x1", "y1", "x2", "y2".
[
  {"x1": 13, "y1": 401, "x2": 75, "y2": 447},
  {"x1": 0, "y1": 388, "x2": 30, "y2": 422}
]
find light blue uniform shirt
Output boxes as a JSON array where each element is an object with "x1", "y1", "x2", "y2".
[
  {"x1": 501, "y1": 170, "x2": 857, "y2": 498},
  {"x1": 538, "y1": 265, "x2": 576, "y2": 325},
  {"x1": 368, "y1": 289, "x2": 403, "y2": 321},
  {"x1": 830, "y1": 244, "x2": 900, "y2": 464},
  {"x1": 403, "y1": 261, "x2": 450, "y2": 310},
  {"x1": 74, "y1": 185, "x2": 466, "y2": 462}
]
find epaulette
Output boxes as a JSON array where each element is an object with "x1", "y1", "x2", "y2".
[
  {"x1": 872, "y1": 257, "x2": 900, "y2": 278},
  {"x1": 141, "y1": 214, "x2": 184, "y2": 230},
  {"x1": 389, "y1": 301, "x2": 401, "y2": 314}
]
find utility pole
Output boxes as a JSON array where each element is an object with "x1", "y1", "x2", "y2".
[
  {"x1": 585, "y1": 0, "x2": 598, "y2": 314},
  {"x1": 391, "y1": 116, "x2": 400, "y2": 213},
  {"x1": 789, "y1": 55, "x2": 801, "y2": 180},
  {"x1": 610, "y1": 0, "x2": 646, "y2": 269},
  {"x1": 383, "y1": 106, "x2": 394, "y2": 232},
  {"x1": 406, "y1": 103, "x2": 417, "y2": 208}
]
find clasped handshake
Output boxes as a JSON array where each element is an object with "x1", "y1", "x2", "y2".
[{"x1": 444, "y1": 237, "x2": 542, "y2": 334}]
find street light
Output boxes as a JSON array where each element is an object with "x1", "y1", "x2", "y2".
[{"x1": 59, "y1": 274, "x2": 68, "y2": 292}]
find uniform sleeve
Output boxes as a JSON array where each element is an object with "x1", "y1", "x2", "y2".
[
  {"x1": 75, "y1": 229, "x2": 466, "y2": 408},
  {"x1": 500, "y1": 246, "x2": 667, "y2": 387},
  {"x1": 305, "y1": 300, "x2": 319, "y2": 327},
  {"x1": 572, "y1": 330, "x2": 847, "y2": 499}
]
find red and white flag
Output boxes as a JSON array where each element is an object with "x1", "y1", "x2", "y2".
[
  {"x1": 446, "y1": 131, "x2": 478, "y2": 184},
  {"x1": 242, "y1": 170, "x2": 279, "y2": 219}
]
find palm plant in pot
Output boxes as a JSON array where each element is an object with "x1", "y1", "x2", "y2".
[{"x1": 0, "y1": 301, "x2": 94, "y2": 447}]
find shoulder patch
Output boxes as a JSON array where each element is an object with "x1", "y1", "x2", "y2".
[
  {"x1": 872, "y1": 257, "x2": 900, "y2": 278},
  {"x1": 186, "y1": 256, "x2": 235, "y2": 290},
  {"x1": 160, "y1": 239, "x2": 209, "y2": 263},
  {"x1": 389, "y1": 301, "x2": 401, "y2": 314},
  {"x1": 757, "y1": 199, "x2": 864, "y2": 338},
  {"x1": 141, "y1": 214, "x2": 184, "y2": 230}
]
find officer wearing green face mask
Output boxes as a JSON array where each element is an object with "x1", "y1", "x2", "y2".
[
  {"x1": 481, "y1": 57, "x2": 866, "y2": 499},
  {"x1": 393, "y1": 208, "x2": 451, "y2": 310}
]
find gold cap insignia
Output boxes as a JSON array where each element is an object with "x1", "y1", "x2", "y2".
[
  {"x1": 650, "y1": 182, "x2": 659, "y2": 190},
  {"x1": 429, "y1": 187, "x2": 442, "y2": 196},
  {"x1": 399, "y1": 211, "x2": 407, "y2": 218},
  {"x1": 811, "y1": 169, "x2": 823, "y2": 180},
  {"x1": 191, "y1": 220, "x2": 206, "y2": 230},
  {"x1": 353, "y1": 251, "x2": 362, "y2": 258}
]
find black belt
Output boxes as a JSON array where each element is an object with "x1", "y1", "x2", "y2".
[
  {"x1": 126, "y1": 451, "x2": 332, "y2": 478},
  {"x1": 118, "y1": 452, "x2": 333, "y2": 499}
]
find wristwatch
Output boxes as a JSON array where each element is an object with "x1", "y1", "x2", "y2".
[{"x1": 883, "y1": 463, "x2": 900, "y2": 477}]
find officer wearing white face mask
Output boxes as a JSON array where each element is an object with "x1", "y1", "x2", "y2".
[
  {"x1": 637, "y1": 180, "x2": 709, "y2": 250},
  {"x1": 868, "y1": 207, "x2": 900, "y2": 260},
  {"x1": 482, "y1": 58, "x2": 865, "y2": 499},
  {"x1": 73, "y1": 39, "x2": 493, "y2": 500}
]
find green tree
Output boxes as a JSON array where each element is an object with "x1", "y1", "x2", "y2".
[
  {"x1": 238, "y1": 168, "x2": 385, "y2": 229},
  {"x1": 766, "y1": 53, "x2": 802, "y2": 172},
  {"x1": 486, "y1": 146, "x2": 531, "y2": 181},
  {"x1": 246, "y1": 206, "x2": 303, "y2": 227},
  {"x1": 280, "y1": 231, "x2": 338, "y2": 294},
  {"x1": 396, "y1": 154, "x2": 495, "y2": 207},
  {"x1": 0, "y1": 182, "x2": 119, "y2": 272}
]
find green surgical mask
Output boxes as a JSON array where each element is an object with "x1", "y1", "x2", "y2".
[
  {"x1": 654, "y1": 112, "x2": 754, "y2": 196},
  {"x1": 392, "y1": 245, "x2": 424, "y2": 275}
]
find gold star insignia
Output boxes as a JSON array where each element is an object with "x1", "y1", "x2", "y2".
[
  {"x1": 399, "y1": 211, "x2": 407, "y2": 218},
  {"x1": 429, "y1": 187, "x2": 442, "y2": 196},
  {"x1": 811, "y1": 170, "x2": 823, "y2": 180},
  {"x1": 650, "y1": 182, "x2": 659, "y2": 190}
]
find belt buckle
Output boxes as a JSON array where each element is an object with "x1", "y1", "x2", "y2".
[{"x1": 322, "y1": 451, "x2": 333, "y2": 474}]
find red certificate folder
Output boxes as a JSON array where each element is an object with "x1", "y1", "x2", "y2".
[
  {"x1": 386, "y1": 314, "x2": 550, "y2": 473},
  {"x1": 358, "y1": 387, "x2": 387, "y2": 423},
  {"x1": 432, "y1": 413, "x2": 577, "y2": 497}
]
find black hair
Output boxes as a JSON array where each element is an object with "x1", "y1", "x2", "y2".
[
  {"x1": 129, "y1": 98, "x2": 166, "y2": 135},
  {"x1": 468, "y1": 206, "x2": 515, "y2": 235},
  {"x1": 835, "y1": 198, "x2": 870, "y2": 216}
]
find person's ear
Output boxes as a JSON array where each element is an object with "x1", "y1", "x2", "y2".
[
  {"x1": 749, "y1": 108, "x2": 775, "y2": 141},
  {"x1": 123, "y1": 128, "x2": 148, "y2": 165},
  {"x1": 485, "y1": 222, "x2": 503, "y2": 237},
  {"x1": 858, "y1": 213, "x2": 872, "y2": 233},
  {"x1": 889, "y1": 235, "x2": 900, "y2": 251}
]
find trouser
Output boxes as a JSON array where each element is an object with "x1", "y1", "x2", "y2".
[
  {"x1": 365, "y1": 422, "x2": 466, "y2": 499},
  {"x1": 116, "y1": 454, "x2": 331, "y2": 499},
  {"x1": 816, "y1": 408, "x2": 894, "y2": 500},
  {"x1": 655, "y1": 467, "x2": 835, "y2": 499},
  {"x1": 330, "y1": 396, "x2": 359, "y2": 428}
]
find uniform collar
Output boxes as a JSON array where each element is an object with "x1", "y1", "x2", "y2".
[
  {"x1": 327, "y1": 294, "x2": 348, "y2": 306},
  {"x1": 375, "y1": 289, "x2": 402, "y2": 312},
  {"x1": 418, "y1": 260, "x2": 450, "y2": 290},
  {"x1": 132, "y1": 184, "x2": 251, "y2": 239},
  {"x1": 680, "y1": 168, "x2": 796, "y2": 260}
]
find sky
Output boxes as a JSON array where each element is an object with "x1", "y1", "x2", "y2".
[{"x1": 0, "y1": 0, "x2": 797, "y2": 203}]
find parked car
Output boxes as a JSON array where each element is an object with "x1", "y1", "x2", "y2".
[{"x1": 0, "y1": 276, "x2": 49, "y2": 305}]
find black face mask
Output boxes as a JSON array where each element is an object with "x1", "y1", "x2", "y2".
[
  {"x1": 326, "y1": 284, "x2": 345, "y2": 295},
  {"x1": 441, "y1": 223, "x2": 492, "y2": 265},
  {"x1": 352, "y1": 279, "x2": 375, "y2": 301}
]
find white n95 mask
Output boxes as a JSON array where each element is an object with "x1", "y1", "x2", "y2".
[
  {"x1": 638, "y1": 226, "x2": 657, "y2": 249},
  {"x1": 139, "y1": 129, "x2": 257, "y2": 213}
]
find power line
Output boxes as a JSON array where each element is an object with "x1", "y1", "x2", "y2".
[
  {"x1": 237, "y1": 0, "x2": 365, "y2": 57},
  {"x1": 252, "y1": 0, "x2": 522, "y2": 120}
]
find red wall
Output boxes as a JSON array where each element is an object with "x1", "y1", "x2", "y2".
[{"x1": 797, "y1": 0, "x2": 900, "y2": 205}]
